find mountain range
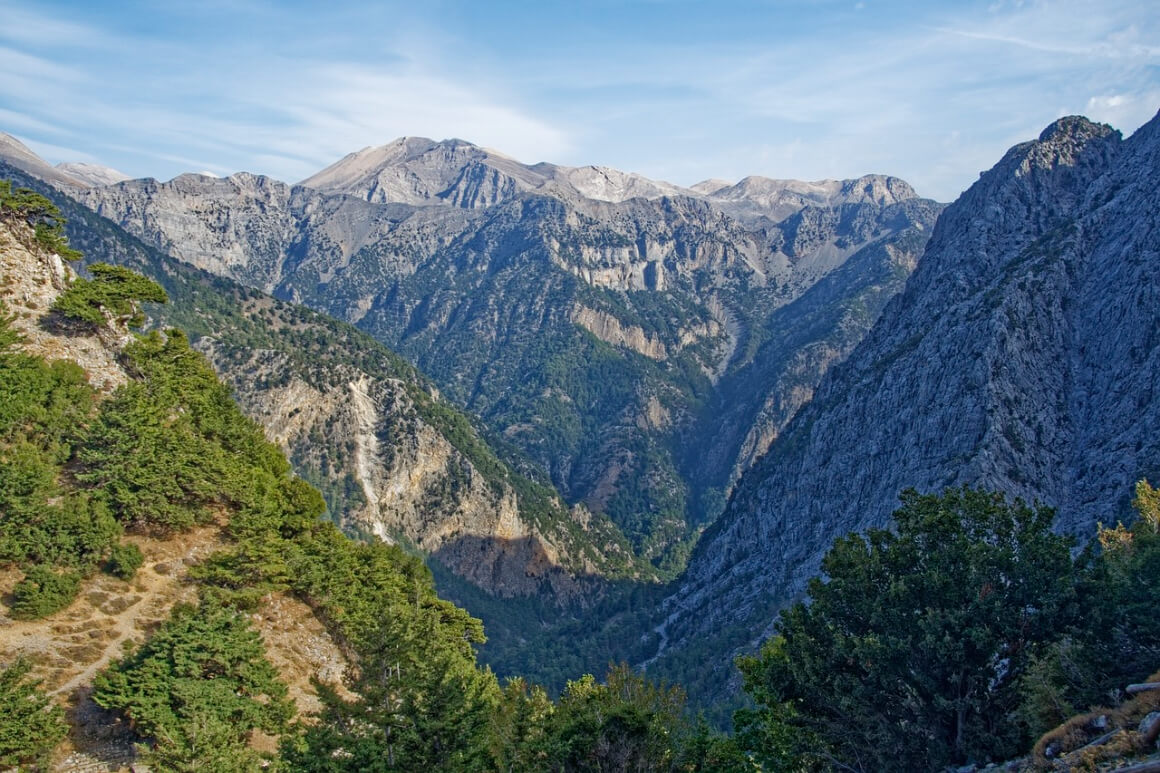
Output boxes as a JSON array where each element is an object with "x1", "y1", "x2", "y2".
[
  {"x1": 42, "y1": 133, "x2": 939, "y2": 575},
  {"x1": 4, "y1": 111, "x2": 1159, "y2": 716}
]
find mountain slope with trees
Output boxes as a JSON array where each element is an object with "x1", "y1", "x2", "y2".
[
  {"x1": 0, "y1": 176, "x2": 745, "y2": 771},
  {"x1": 0, "y1": 160, "x2": 653, "y2": 605}
]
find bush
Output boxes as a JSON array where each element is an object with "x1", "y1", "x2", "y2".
[
  {"x1": 9, "y1": 565, "x2": 82, "y2": 620},
  {"x1": 0, "y1": 658, "x2": 67, "y2": 768},
  {"x1": 105, "y1": 542, "x2": 144, "y2": 580}
]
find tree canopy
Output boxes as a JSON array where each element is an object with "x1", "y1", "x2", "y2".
[{"x1": 737, "y1": 487, "x2": 1079, "y2": 771}]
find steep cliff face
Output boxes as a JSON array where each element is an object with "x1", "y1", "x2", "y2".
[
  {"x1": 198, "y1": 333, "x2": 632, "y2": 601},
  {"x1": 661, "y1": 113, "x2": 1160, "y2": 681},
  {"x1": 67, "y1": 141, "x2": 940, "y2": 566}
]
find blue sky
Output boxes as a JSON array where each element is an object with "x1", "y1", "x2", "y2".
[{"x1": 0, "y1": 0, "x2": 1157, "y2": 201}]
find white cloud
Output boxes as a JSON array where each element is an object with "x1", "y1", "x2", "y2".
[{"x1": 1086, "y1": 92, "x2": 1160, "y2": 130}]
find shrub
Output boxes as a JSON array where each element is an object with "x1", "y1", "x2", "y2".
[
  {"x1": 105, "y1": 542, "x2": 144, "y2": 580},
  {"x1": 0, "y1": 658, "x2": 67, "y2": 768},
  {"x1": 9, "y1": 565, "x2": 82, "y2": 619}
]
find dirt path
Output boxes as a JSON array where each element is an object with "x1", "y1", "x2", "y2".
[
  {"x1": 0, "y1": 525, "x2": 224, "y2": 697},
  {"x1": 0, "y1": 525, "x2": 226, "y2": 772}
]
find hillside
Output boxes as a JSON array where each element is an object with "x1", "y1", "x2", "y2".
[
  {"x1": 654, "y1": 112, "x2": 1160, "y2": 704},
  {"x1": 0, "y1": 160, "x2": 652, "y2": 599},
  {"x1": 0, "y1": 187, "x2": 754, "y2": 773},
  {"x1": 0, "y1": 199, "x2": 354, "y2": 768}
]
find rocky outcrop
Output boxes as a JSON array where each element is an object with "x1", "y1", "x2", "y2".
[
  {"x1": 571, "y1": 306, "x2": 670, "y2": 359},
  {"x1": 0, "y1": 215, "x2": 128, "y2": 391},
  {"x1": 660, "y1": 113, "x2": 1160, "y2": 684}
]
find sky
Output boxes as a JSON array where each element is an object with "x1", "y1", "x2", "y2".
[{"x1": 0, "y1": 0, "x2": 1157, "y2": 202}]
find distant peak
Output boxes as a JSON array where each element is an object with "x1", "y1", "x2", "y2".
[
  {"x1": 0, "y1": 132, "x2": 36, "y2": 154},
  {"x1": 1037, "y1": 115, "x2": 1116, "y2": 144},
  {"x1": 55, "y1": 161, "x2": 131, "y2": 186},
  {"x1": 690, "y1": 179, "x2": 732, "y2": 195}
]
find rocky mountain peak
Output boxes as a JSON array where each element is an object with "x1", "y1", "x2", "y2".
[
  {"x1": 0, "y1": 132, "x2": 90, "y2": 189},
  {"x1": 837, "y1": 174, "x2": 917, "y2": 206},
  {"x1": 699, "y1": 173, "x2": 920, "y2": 223},
  {"x1": 54, "y1": 161, "x2": 130, "y2": 187},
  {"x1": 689, "y1": 178, "x2": 732, "y2": 195},
  {"x1": 298, "y1": 135, "x2": 545, "y2": 208}
]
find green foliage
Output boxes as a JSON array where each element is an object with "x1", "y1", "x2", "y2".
[
  {"x1": 541, "y1": 664, "x2": 690, "y2": 772},
  {"x1": 0, "y1": 303, "x2": 115, "y2": 573},
  {"x1": 92, "y1": 599, "x2": 293, "y2": 766},
  {"x1": 489, "y1": 677, "x2": 555, "y2": 771},
  {"x1": 738, "y1": 487, "x2": 1079, "y2": 770},
  {"x1": 51, "y1": 262, "x2": 167, "y2": 327},
  {"x1": 78, "y1": 329, "x2": 280, "y2": 530},
  {"x1": 275, "y1": 529, "x2": 506, "y2": 770},
  {"x1": 1017, "y1": 480, "x2": 1160, "y2": 734},
  {"x1": 105, "y1": 541, "x2": 144, "y2": 580},
  {"x1": 10, "y1": 565, "x2": 82, "y2": 620},
  {"x1": 0, "y1": 179, "x2": 80, "y2": 259},
  {"x1": 0, "y1": 658, "x2": 67, "y2": 768},
  {"x1": 286, "y1": 608, "x2": 500, "y2": 771},
  {"x1": 672, "y1": 718, "x2": 754, "y2": 772},
  {"x1": 142, "y1": 709, "x2": 268, "y2": 773}
]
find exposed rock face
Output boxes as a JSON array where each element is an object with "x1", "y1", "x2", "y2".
[
  {"x1": 198, "y1": 339, "x2": 602, "y2": 599},
  {"x1": 68, "y1": 138, "x2": 940, "y2": 562},
  {"x1": 55, "y1": 162, "x2": 130, "y2": 187},
  {"x1": 660, "y1": 113, "x2": 1160, "y2": 682},
  {"x1": 0, "y1": 216, "x2": 128, "y2": 391},
  {"x1": 571, "y1": 306, "x2": 671, "y2": 360}
]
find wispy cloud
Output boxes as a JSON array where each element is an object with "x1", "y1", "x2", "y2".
[{"x1": 0, "y1": 3, "x2": 572, "y2": 181}]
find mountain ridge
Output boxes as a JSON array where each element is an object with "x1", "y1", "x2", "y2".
[
  {"x1": 50, "y1": 136, "x2": 940, "y2": 566},
  {"x1": 651, "y1": 112, "x2": 1160, "y2": 704}
]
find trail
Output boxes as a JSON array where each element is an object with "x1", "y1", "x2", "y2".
[{"x1": 0, "y1": 525, "x2": 223, "y2": 699}]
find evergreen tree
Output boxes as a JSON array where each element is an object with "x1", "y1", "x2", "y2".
[
  {"x1": 93, "y1": 599, "x2": 293, "y2": 768},
  {"x1": 542, "y1": 664, "x2": 690, "y2": 773},
  {"x1": 1018, "y1": 479, "x2": 1160, "y2": 732},
  {"x1": 738, "y1": 487, "x2": 1078, "y2": 771}
]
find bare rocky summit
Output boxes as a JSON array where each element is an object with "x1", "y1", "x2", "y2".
[{"x1": 54, "y1": 162, "x2": 130, "y2": 187}]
